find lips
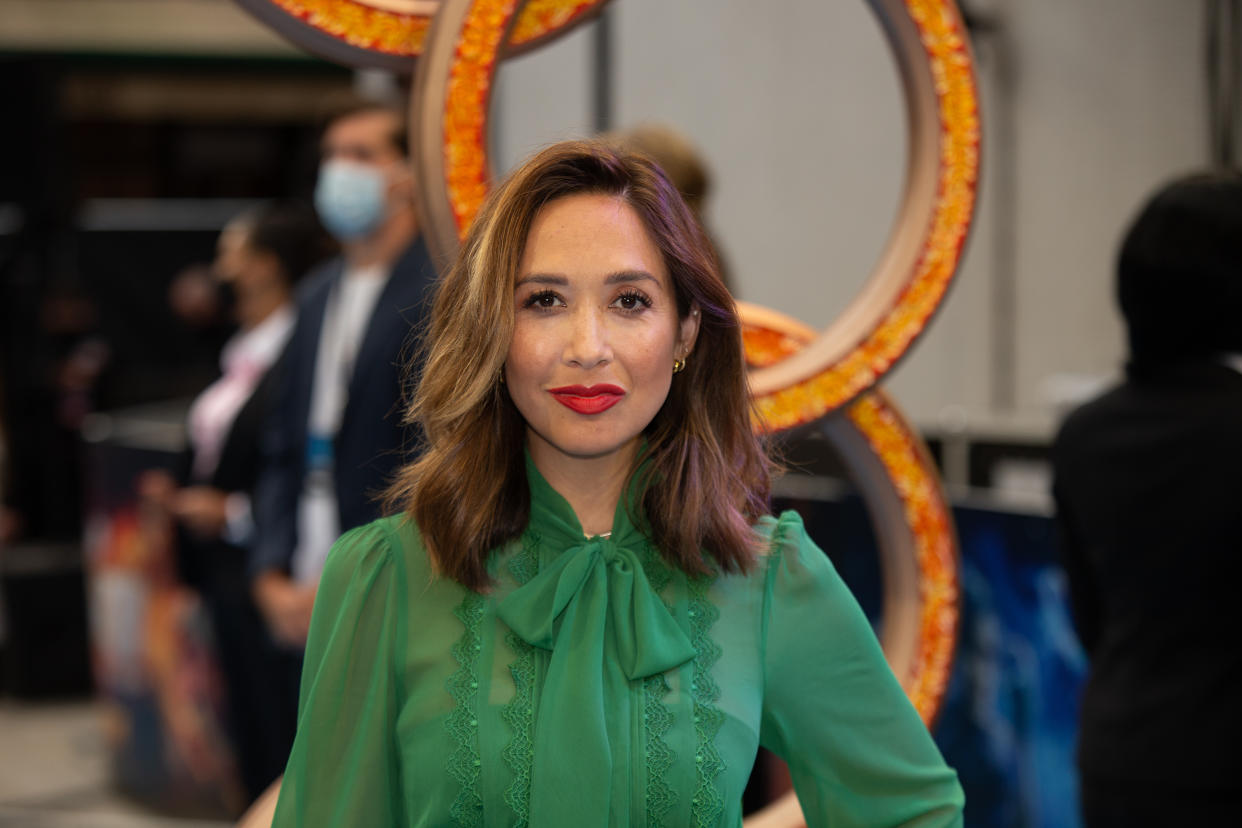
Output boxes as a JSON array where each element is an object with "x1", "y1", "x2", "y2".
[{"x1": 548, "y1": 384, "x2": 626, "y2": 415}]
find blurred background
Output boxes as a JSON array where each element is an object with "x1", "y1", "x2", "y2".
[{"x1": 0, "y1": 0, "x2": 1237, "y2": 826}]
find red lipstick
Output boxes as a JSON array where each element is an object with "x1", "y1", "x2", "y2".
[{"x1": 548, "y1": 384, "x2": 625, "y2": 415}]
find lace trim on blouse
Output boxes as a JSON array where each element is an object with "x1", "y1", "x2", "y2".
[
  {"x1": 687, "y1": 570, "x2": 726, "y2": 827},
  {"x1": 641, "y1": 542, "x2": 678, "y2": 827},
  {"x1": 501, "y1": 533, "x2": 540, "y2": 826},
  {"x1": 445, "y1": 531, "x2": 731, "y2": 827},
  {"x1": 446, "y1": 591, "x2": 486, "y2": 827}
]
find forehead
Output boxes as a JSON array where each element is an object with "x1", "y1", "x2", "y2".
[
  {"x1": 322, "y1": 109, "x2": 401, "y2": 155},
  {"x1": 216, "y1": 221, "x2": 250, "y2": 254},
  {"x1": 519, "y1": 193, "x2": 668, "y2": 282}
]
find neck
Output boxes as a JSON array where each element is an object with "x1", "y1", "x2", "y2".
[
  {"x1": 343, "y1": 206, "x2": 418, "y2": 270},
  {"x1": 528, "y1": 435, "x2": 639, "y2": 537},
  {"x1": 236, "y1": 286, "x2": 289, "y2": 331}
]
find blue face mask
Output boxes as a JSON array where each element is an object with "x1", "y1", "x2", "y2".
[{"x1": 314, "y1": 159, "x2": 389, "y2": 241}]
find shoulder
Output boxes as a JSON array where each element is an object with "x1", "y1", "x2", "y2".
[
  {"x1": 293, "y1": 257, "x2": 341, "y2": 309},
  {"x1": 1052, "y1": 383, "x2": 1129, "y2": 455},
  {"x1": 322, "y1": 513, "x2": 431, "y2": 587},
  {"x1": 748, "y1": 509, "x2": 845, "y2": 598},
  {"x1": 389, "y1": 236, "x2": 437, "y2": 308},
  {"x1": 323, "y1": 516, "x2": 397, "y2": 579},
  {"x1": 394, "y1": 235, "x2": 434, "y2": 277},
  {"x1": 752, "y1": 509, "x2": 809, "y2": 560}
]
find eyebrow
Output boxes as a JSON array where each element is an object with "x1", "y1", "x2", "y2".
[
  {"x1": 515, "y1": 274, "x2": 568, "y2": 287},
  {"x1": 515, "y1": 270, "x2": 660, "y2": 288},
  {"x1": 605, "y1": 270, "x2": 659, "y2": 286}
]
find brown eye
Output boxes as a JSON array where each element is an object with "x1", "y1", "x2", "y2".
[
  {"x1": 523, "y1": 290, "x2": 563, "y2": 310},
  {"x1": 611, "y1": 290, "x2": 652, "y2": 313}
]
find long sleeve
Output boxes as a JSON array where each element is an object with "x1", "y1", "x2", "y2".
[
  {"x1": 758, "y1": 512, "x2": 964, "y2": 827},
  {"x1": 272, "y1": 521, "x2": 404, "y2": 827}
]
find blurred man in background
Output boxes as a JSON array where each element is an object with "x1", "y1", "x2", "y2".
[{"x1": 250, "y1": 100, "x2": 434, "y2": 654}]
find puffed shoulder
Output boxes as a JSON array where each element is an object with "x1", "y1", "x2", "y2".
[
  {"x1": 321, "y1": 513, "x2": 439, "y2": 591},
  {"x1": 752, "y1": 509, "x2": 813, "y2": 564},
  {"x1": 753, "y1": 509, "x2": 847, "y2": 607},
  {"x1": 322, "y1": 517, "x2": 399, "y2": 578},
  {"x1": 317, "y1": 516, "x2": 429, "y2": 610},
  {"x1": 754, "y1": 509, "x2": 806, "y2": 546}
]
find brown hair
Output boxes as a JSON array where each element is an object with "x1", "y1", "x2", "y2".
[
  {"x1": 604, "y1": 124, "x2": 710, "y2": 214},
  {"x1": 320, "y1": 96, "x2": 409, "y2": 157},
  {"x1": 385, "y1": 139, "x2": 773, "y2": 590}
]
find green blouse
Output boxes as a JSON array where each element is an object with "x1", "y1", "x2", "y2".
[{"x1": 272, "y1": 456, "x2": 964, "y2": 827}]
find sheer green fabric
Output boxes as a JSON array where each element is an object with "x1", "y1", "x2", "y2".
[{"x1": 273, "y1": 457, "x2": 964, "y2": 827}]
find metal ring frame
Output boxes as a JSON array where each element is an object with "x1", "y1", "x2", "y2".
[{"x1": 247, "y1": 0, "x2": 980, "y2": 724}]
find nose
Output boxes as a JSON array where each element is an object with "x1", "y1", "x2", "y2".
[{"x1": 564, "y1": 306, "x2": 611, "y2": 369}]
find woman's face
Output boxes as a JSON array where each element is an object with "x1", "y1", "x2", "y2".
[
  {"x1": 505, "y1": 193, "x2": 699, "y2": 468},
  {"x1": 216, "y1": 234, "x2": 279, "y2": 296}
]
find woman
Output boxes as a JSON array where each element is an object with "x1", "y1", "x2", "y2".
[
  {"x1": 272, "y1": 141, "x2": 963, "y2": 826},
  {"x1": 145, "y1": 200, "x2": 334, "y2": 805}
]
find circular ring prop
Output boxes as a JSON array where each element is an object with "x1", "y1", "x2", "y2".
[
  {"x1": 838, "y1": 391, "x2": 959, "y2": 722},
  {"x1": 742, "y1": 307, "x2": 958, "y2": 722},
  {"x1": 411, "y1": 0, "x2": 977, "y2": 723},
  {"x1": 747, "y1": 0, "x2": 980, "y2": 425},
  {"x1": 413, "y1": 0, "x2": 980, "y2": 420},
  {"x1": 235, "y1": 0, "x2": 609, "y2": 72}
]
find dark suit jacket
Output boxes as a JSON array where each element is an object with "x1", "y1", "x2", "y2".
[
  {"x1": 175, "y1": 344, "x2": 302, "y2": 800},
  {"x1": 1052, "y1": 359, "x2": 1242, "y2": 794},
  {"x1": 250, "y1": 236, "x2": 435, "y2": 577},
  {"x1": 200, "y1": 347, "x2": 286, "y2": 495},
  {"x1": 175, "y1": 343, "x2": 287, "y2": 589}
]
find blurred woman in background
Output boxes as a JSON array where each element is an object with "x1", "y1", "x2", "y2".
[{"x1": 143, "y1": 200, "x2": 334, "y2": 806}]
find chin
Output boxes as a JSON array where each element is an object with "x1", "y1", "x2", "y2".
[{"x1": 528, "y1": 426, "x2": 642, "y2": 463}]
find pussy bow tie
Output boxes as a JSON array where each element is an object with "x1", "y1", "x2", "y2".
[{"x1": 497, "y1": 531, "x2": 696, "y2": 827}]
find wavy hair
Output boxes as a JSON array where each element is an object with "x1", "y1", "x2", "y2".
[{"x1": 385, "y1": 140, "x2": 774, "y2": 590}]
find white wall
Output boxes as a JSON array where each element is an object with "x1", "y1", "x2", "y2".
[
  {"x1": 492, "y1": 0, "x2": 1218, "y2": 436},
  {"x1": 1003, "y1": 0, "x2": 1208, "y2": 417}
]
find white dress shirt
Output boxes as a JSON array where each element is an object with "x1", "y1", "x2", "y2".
[
  {"x1": 186, "y1": 304, "x2": 295, "y2": 545},
  {"x1": 292, "y1": 263, "x2": 388, "y2": 583}
]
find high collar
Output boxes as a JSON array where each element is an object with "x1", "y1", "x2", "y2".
[{"x1": 523, "y1": 447, "x2": 649, "y2": 551}]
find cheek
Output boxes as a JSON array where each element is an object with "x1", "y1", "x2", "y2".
[
  {"x1": 618, "y1": 330, "x2": 677, "y2": 406},
  {"x1": 230, "y1": 269, "x2": 258, "y2": 293},
  {"x1": 504, "y1": 321, "x2": 553, "y2": 387},
  {"x1": 626, "y1": 323, "x2": 678, "y2": 372},
  {"x1": 633, "y1": 343, "x2": 670, "y2": 377}
]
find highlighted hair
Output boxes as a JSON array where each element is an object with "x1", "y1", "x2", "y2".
[{"x1": 385, "y1": 140, "x2": 773, "y2": 590}]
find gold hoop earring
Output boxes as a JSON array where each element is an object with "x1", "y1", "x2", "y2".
[{"x1": 673, "y1": 357, "x2": 686, "y2": 374}]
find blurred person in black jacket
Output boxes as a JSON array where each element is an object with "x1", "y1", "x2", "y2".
[
  {"x1": 248, "y1": 100, "x2": 434, "y2": 650},
  {"x1": 142, "y1": 200, "x2": 334, "y2": 804},
  {"x1": 1052, "y1": 171, "x2": 1242, "y2": 826}
]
